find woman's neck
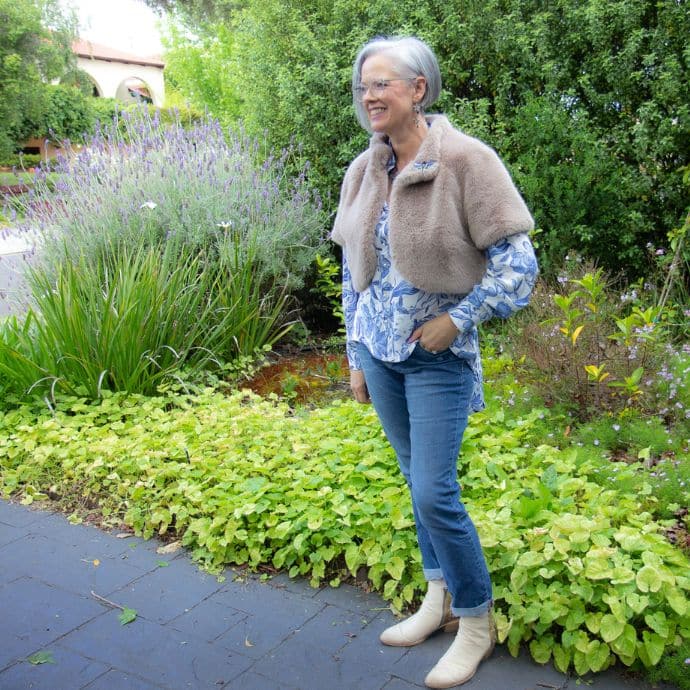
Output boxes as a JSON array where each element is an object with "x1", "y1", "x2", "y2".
[{"x1": 388, "y1": 121, "x2": 429, "y2": 172}]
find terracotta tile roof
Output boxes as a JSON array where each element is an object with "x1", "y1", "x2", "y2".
[{"x1": 72, "y1": 38, "x2": 164, "y2": 68}]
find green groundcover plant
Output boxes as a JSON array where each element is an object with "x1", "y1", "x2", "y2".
[{"x1": 1, "y1": 388, "x2": 688, "y2": 678}]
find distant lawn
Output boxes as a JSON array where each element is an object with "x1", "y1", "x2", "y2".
[
  {"x1": 0, "y1": 171, "x2": 35, "y2": 187},
  {"x1": 0, "y1": 171, "x2": 59, "y2": 198}
]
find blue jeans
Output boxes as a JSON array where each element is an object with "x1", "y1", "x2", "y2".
[{"x1": 357, "y1": 342, "x2": 492, "y2": 617}]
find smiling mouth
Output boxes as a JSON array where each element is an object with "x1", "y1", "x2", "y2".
[{"x1": 368, "y1": 107, "x2": 386, "y2": 116}]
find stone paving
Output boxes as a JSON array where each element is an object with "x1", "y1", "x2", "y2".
[
  {"x1": 0, "y1": 241, "x2": 32, "y2": 319},
  {"x1": 0, "y1": 499, "x2": 679, "y2": 690}
]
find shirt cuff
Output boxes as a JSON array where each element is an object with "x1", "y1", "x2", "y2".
[
  {"x1": 448, "y1": 301, "x2": 483, "y2": 333},
  {"x1": 346, "y1": 340, "x2": 361, "y2": 370}
]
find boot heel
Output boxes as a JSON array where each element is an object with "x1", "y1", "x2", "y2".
[{"x1": 442, "y1": 618, "x2": 459, "y2": 633}]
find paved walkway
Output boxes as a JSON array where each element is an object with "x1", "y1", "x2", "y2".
[
  {"x1": 0, "y1": 240, "x2": 32, "y2": 319},
  {"x1": 0, "y1": 499, "x2": 678, "y2": 690}
]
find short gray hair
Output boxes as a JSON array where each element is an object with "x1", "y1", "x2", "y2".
[{"x1": 352, "y1": 36, "x2": 442, "y2": 132}]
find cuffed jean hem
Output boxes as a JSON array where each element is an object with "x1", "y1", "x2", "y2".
[
  {"x1": 451, "y1": 598, "x2": 493, "y2": 618},
  {"x1": 423, "y1": 568, "x2": 444, "y2": 581}
]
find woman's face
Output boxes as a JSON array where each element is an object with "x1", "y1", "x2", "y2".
[{"x1": 359, "y1": 53, "x2": 422, "y2": 139}]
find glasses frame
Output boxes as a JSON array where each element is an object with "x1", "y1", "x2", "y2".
[{"x1": 353, "y1": 77, "x2": 416, "y2": 102}]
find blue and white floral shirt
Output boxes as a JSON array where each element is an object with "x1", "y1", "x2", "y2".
[{"x1": 343, "y1": 200, "x2": 538, "y2": 412}]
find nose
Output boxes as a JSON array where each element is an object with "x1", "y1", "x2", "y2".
[{"x1": 362, "y1": 86, "x2": 380, "y2": 104}]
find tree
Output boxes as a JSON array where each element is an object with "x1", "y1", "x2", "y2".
[
  {"x1": 161, "y1": 21, "x2": 242, "y2": 123},
  {"x1": 0, "y1": 0, "x2": 77, "y2": 158}
]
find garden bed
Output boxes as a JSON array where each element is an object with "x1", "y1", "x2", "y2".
[{"x1": 242, "y1": 347, "x2": 349, "y2": 405}]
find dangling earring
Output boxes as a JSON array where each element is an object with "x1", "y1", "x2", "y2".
[{"x1": 413, "y1": 102, "x2": 422, "y2": 128}]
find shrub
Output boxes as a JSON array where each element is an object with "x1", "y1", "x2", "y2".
[
  {"x1": 88, "y1": 97, "x2": 120, "y2": 130},
  {"x1": 158, "y1": 0, "x2": 690, "y2": 279},
  {"x1": 0, "y1": 152, "x2": 43, "y2": 169},
  {"x1": 2, "y1": 107, "x2": 325, "y2": 402},
  {"x1": 515, "y1": 260, "x2": 674, "y2": 420},
  {"x1": 26, "y1": 84, "x2": 93, "y2": 142}
]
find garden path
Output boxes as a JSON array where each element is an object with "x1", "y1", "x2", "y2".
[
  {"x1": 0, "y1": 231, "x2": 32, "y2": 318},
  {"x1": 0, "y1": 499, "x2": 679, "y2": 690}
]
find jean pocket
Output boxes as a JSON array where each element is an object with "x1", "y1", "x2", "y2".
[{"x1": 415, "y1": 342, "x2": 451, "y2": 358}]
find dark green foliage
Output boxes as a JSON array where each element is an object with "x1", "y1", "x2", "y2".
[
  {"x1": 157, "y1": 0, "x2": 689, "y2": 279},
  {"x1": 0, "y1": 153, "x2": 43, "y2": 169},
  {"x1": 0, "y1": 0, "x2": 77, "y2": 157},
  {"x1": 25, "y1": 84, "x2": 94, "y2": 142}
]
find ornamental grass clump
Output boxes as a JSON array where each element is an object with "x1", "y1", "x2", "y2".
[{"x1": 0, "y1": 108, "x2": 325, "y2": 403}]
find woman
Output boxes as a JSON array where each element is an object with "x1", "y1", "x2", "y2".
[{"x1": 331, "y1": 36, "x2": 538, "y2": 688}]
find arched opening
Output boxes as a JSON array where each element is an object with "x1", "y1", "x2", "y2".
[
  {"x1": 60, "y1": 68, "x2": 103, "y2": 97},
  {"x1": 115, "y1": 77, "x2": 153, "y2": 104}
]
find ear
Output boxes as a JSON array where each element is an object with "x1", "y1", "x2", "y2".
[{"x1": 413, "y1": 76, "x2": 427, "y2": 103}]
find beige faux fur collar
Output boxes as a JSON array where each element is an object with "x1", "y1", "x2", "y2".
[{"x1": 332, "y1": 115, "x2": 533, "y2": 294}]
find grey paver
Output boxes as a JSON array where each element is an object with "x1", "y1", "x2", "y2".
[
  {"x1": 0, "y1": 646, "x2": 109, "y2": 690},
  {"x1": 82, "y1": 668, "x2": 165, "y2": 689},
  {"x1": 222, "y1": 670, "x2": 300, "y2": 690},
  {"x1": 287, "y1": 603, "x2": 372, "y2": 654},
  {"x1": 0, "y1": 533, "x2": 145, "y2": 596},
  {"x1": 107, "y1": 555, "x2": 225, "y2": 623},
  {"x1": 382, "y1": 679, "x2": 423, "y2": 690},
  {"x1": 210, "y1": 589, "x2": 324, "y2": 658},
  {"x1": 0, "y1": 576, "x2": 104, "y2": 671},
  {"x1": 167, "y1": 596, "x2": 248, "y2": 641},
  {"x1": 217, "y1": 575, "x2": 322, "y2": 614},
  {"x1": 0, "y1": 499, "x2": 680, "y2": 690},
  {"x1": 256, "y1": 633, "x2": 393, "y2": 690},
  {"x1": 312, "y1": 580, "x2": 390, "y2": 622},
  {"x1": 0, "y1": 521, "x2": 27, "y2": 549},
  {"x1": 332, "y1": 614, "x2": 409, "y2": 670},
  {"x1": 58, "y1": 610, "x2": 253, "y2": 690},
  {"x1": 0, "y1": 500, "x2": 53, "y2": 527},
  {"x1": 30, "y1": 513, "x2": 170, "y2": 572}
]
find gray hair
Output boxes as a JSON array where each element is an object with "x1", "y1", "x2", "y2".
[{"x1": 352, "y1": 36, "x2": 442, "y2": 131}]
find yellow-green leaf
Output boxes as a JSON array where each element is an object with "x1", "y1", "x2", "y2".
[
  {"x1": 665, "y1": 588, "x2": 688, "y2": 616},
  {"x1": 27, "y1": 650, "x2": 55, "y2": 665},
  {"x1": 385, "y1": 556, "x2": 405, "y2": 581},
  {"x1": 552, "y1": 643, "x2": 571, "y2": 673},
  {"x1": 529, "y1": 636, "x2": 553, "y2": 664},
  {"x1": 644, "y1": 611, "x2": 669, "y2": 638},
  {"x1": 600, "y1": 614, "x2": 625, "y2": 642},
  {"x1": 642, "y1": 630, "x2": 664, "y2": 666},
  {"x1": 636, "y1": 565, "x2": 662, "y2": 593}
]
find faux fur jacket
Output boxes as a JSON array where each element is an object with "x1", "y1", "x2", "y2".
[{"x1": 331, "y1": 114, "x2": 534, "y2": 294}]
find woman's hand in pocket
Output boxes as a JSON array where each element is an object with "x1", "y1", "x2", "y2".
[{"x1": 408, "y1": 313, "x2": 459, "y2": 353}]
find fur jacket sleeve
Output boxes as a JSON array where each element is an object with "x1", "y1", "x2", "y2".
[{"x1": 331, "y1": 114, "x2": 534, "y2": 295}]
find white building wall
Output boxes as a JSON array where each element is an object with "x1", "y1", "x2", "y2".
[{"x1": 76, "y1": 56, "x2": 165, "y2": 107}]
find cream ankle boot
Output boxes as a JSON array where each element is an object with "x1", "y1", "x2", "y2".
[
  {"x1": 380, "y1": 580, "x2": 458, "y2": 647},
  {"x1": 424, "y1": 610, "x2": 496, "y2": 688}
]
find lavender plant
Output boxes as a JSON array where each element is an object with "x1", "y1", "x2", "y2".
[{"x1": 14, "y1": 107, "x2": 325, "y2": 291}]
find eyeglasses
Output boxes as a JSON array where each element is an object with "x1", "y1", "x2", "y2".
[{"x1": 354, "y1": 78, "x2": 413, "y2": 102}]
